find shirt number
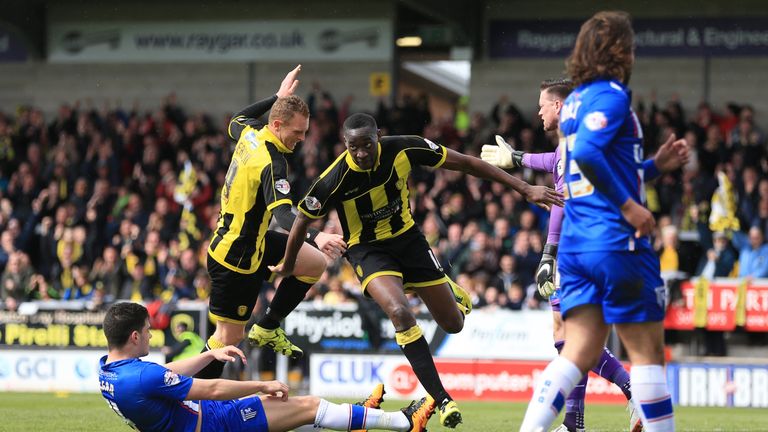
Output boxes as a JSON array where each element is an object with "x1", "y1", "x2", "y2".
[{"x1": 562, "y1": 134, "x2": 594, "y2": 199}]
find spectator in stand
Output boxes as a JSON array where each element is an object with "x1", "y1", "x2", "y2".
[
  {"x1": 735, "y1": 226, "x2": 768, "y2": 279},
  {"x1": 697, "y1": 231, "x2": 737, "y2": 280},
  {"x1": 1, "y1": 252, "x2": 32, "y2": 310}
]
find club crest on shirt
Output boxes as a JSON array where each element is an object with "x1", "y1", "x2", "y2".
[
  {"x1": 584, "y1": 111, "x2": 608, "y2": 131},
  {"x1": 275, "y1": 179, "x2": 291, "y2": 195},
  {"x1": 305, "y1": 196, "x2": 321, "y2": 211},
  {"x1": 237, "y1": 305, "x2": 248, "y2": 317},
  {"x1": 164, "y1": 370, "x2": 181, "y2": 386}
]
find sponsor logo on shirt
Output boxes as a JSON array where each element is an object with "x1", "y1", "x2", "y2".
[
  {"x1": 423, "y1": 138, "x2": 440, "y2": 151},
  {"x1": 584, "y1": 111, "x2": 608, "y2": 131},
  {"x1": 305, "y1": 196, "x2": 322, "y2": 211},
  {"x1": 164, "y1": 370, "x2": 180, "y2": 386},
  {"x1": 275, "y1": 179, "x2": 291, "y2": 195}
]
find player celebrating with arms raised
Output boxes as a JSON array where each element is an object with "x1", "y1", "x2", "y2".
[
  {"x1": 519, "y1": 11, "x2": 677, "y2": 432},
  {"x1": 271, "y1": 113, "x2": 563, "y2": 429}
]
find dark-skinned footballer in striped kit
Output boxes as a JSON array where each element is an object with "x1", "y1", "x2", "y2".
[{"x1": 269, "y1": 112, "x2": 564, "y2": 428}]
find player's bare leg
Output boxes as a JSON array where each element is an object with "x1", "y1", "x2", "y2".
[
  {"x1": 268, "y1": 393, "x2": 427, "y2": 432},
  {"x1": 616, "y1": 321, "x2": 673, "y2": 432},
  {"x1": 416, "y1": 282, "x2": 464, "y2": 334},
  {"x1": 367, "y1": 276, "x2": 461, "y2": 428},
  {"x1": 520, "y1": 304, "x2": 607, "y2": 432},
  {"x1": 249, "y1": 242, "x2": 327, "y2": 359}
]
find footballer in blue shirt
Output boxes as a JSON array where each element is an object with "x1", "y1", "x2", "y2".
[
  {"x1": 520, "y1": 11, "x2": 679, "y2": 432},
  {"x1": 100, "y1": 302, "x2": 435, "y2": 432}
]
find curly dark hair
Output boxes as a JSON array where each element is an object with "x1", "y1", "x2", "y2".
[{"x1": 566, "y1": 11, "x2": 634, "y2": 86}]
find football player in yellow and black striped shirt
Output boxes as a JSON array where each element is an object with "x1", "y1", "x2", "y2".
[
  {"x1": 271, "y1": 113, "x2": 563, "y2": 428},
  {"x1": 196, "y1": 66, "x2": 346, "y2": 379}
]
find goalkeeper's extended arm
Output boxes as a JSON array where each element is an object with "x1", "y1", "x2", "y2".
[
  {"x1": 536, "y1": 243, "x2": 558, "y2": 298},
  {"x1": 480, "y1": 135, "x2": 525, "y2": 169}
]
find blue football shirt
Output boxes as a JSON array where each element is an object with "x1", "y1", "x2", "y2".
[
  {"x1": 99, "y1": 355, "x2": 199, "y2": 432},
  {"x1": 559, "y1": 79, "x2": 650, "y2": 253}
]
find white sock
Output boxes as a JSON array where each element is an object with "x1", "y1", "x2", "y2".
[
  {"x1": 314, "y1": 399, "x2": 411, "y2": 431},
  {"x1": 520, "y1": 356, "x2": 583, "y2": 432},
  {"x1": 631, "y1": 365, "x2": 675, "y2": 432}
]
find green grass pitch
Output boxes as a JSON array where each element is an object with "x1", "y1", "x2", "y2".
[{"x1": 1, "y1": 392, "x2": 766, "y2": 431}]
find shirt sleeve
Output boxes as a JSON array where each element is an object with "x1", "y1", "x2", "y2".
[
  {"x1": 642, "y1": 159, "x2": 661, "y2": 182},
  {"x1": 401, "y1": 136, "x2": 448, "y2": 168},
  {"x1": 228, "y1": 95, "x2": 278, "y2": 140},
  {"x1": 139, "y1": 362, "x2": 193, "y2": 401},
  {"x1": 298, "y1": 175, "x2": 337, "y2": 220},
  {"x1": 522, "y1": 152, "x2": 557, "y2": 173},
  {"x1": 571, "y1": 89, "x2": 634, "y2": 209},
  {"x1": 261, "y1": 157, "x2": 293, "y2": 212},
  {"x1": 546, "y1": 203, "x2": 563, "y2": 245}
]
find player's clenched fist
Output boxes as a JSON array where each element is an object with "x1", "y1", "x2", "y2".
[
  {"x1": 480, "y1": 135, "x2": 524, "y2": 169},
  {"x1": 535, "y1": 243, "x2": 558, "y2": 298}
]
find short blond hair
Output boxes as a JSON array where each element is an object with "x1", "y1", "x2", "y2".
[{"x1": 268, "y1": 95, "x2": 309, "y2": 123}]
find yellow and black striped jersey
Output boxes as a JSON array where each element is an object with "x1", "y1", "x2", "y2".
[
  {"x1": 298, "y1": 135, "x2": 447, "y2": 246},
  {"x1": 208, "y1": 124, "x2": 293, "y2": 273}
]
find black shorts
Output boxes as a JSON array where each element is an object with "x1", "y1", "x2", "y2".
[
  {"x1": 207, "y1": 231, "x2": 288, "y2": 324},
  {"x1": 346, "y1": 226, "x2": 448, "y2": 294}
]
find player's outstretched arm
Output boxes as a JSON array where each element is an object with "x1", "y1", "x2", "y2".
[
  {"x1": 186, "y1": 378, "x2": 289, "y2": 401},
  {"x1": 480, "y1": 135, "x2": 524, "y2": 169},
  {"x1": 441, "y1": 148, "x2": 564, "y2": 210},
  {"x1": 481, "y1": 135, "x2": 558, "y2": 174},
  {"x1": 165, "y1": 345, "x2": 247, "y2": 376}
]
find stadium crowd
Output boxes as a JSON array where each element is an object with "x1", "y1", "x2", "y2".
[{"x1": 1, "y1": 87, "x2": 767, "y2": 328}]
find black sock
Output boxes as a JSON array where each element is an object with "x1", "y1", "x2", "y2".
[
  {"x1": 257, "y1": 277, "x2": 312, "y2": 330},
  {"x1": 400, "y1": 335, "x2": 451, "y2": 404},
  {"x1": 193, "y1": 343, "x2": 226, "y2": 379}
]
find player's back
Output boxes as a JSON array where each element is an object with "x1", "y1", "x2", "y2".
[
  {"x1": 559, "y1": 79, "x2": 649, "y2": 253},
  {"x1": 99, "y1": 356, "x2": 198, "y2": 432},
  {"x1": 209, "y1": 126, "x2": 285, "y2": 273}
]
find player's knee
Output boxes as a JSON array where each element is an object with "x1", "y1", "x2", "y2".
[
  {"x1": 300, "y1": 395, "x2": 321, "y2": 411},
  {"x1": 440, "y1": 315, "x2": 463, "y2": 334},
  {"x1": 386, "y1": 304, "x2": 416, "y2": 328},
  {"x1": 297, "y1": 245, "x2": 327, "y2": 279}
]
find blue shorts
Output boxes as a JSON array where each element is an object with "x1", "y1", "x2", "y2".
[
  {"x1": 557, "y1": 249, "x2": 665, "y2": 324},
  {"x1": 202, "y1": 396, "x2": 269, "y2": 432}
]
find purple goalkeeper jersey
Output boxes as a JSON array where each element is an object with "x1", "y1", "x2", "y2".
[{"x1": 522, "y1": 141, "x2": 564, "y2": 245}]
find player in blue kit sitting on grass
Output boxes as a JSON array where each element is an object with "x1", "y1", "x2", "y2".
[{"x1": 99, "y1": 302, "x2": 435, "y2": 432}]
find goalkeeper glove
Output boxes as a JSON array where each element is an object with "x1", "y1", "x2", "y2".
[
  {"x1": 480, "y1": 135, "x2": 525, "y2": 169},
  {"x1": 536, "y1": 243, "x2": 558, "y2": 298}
]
